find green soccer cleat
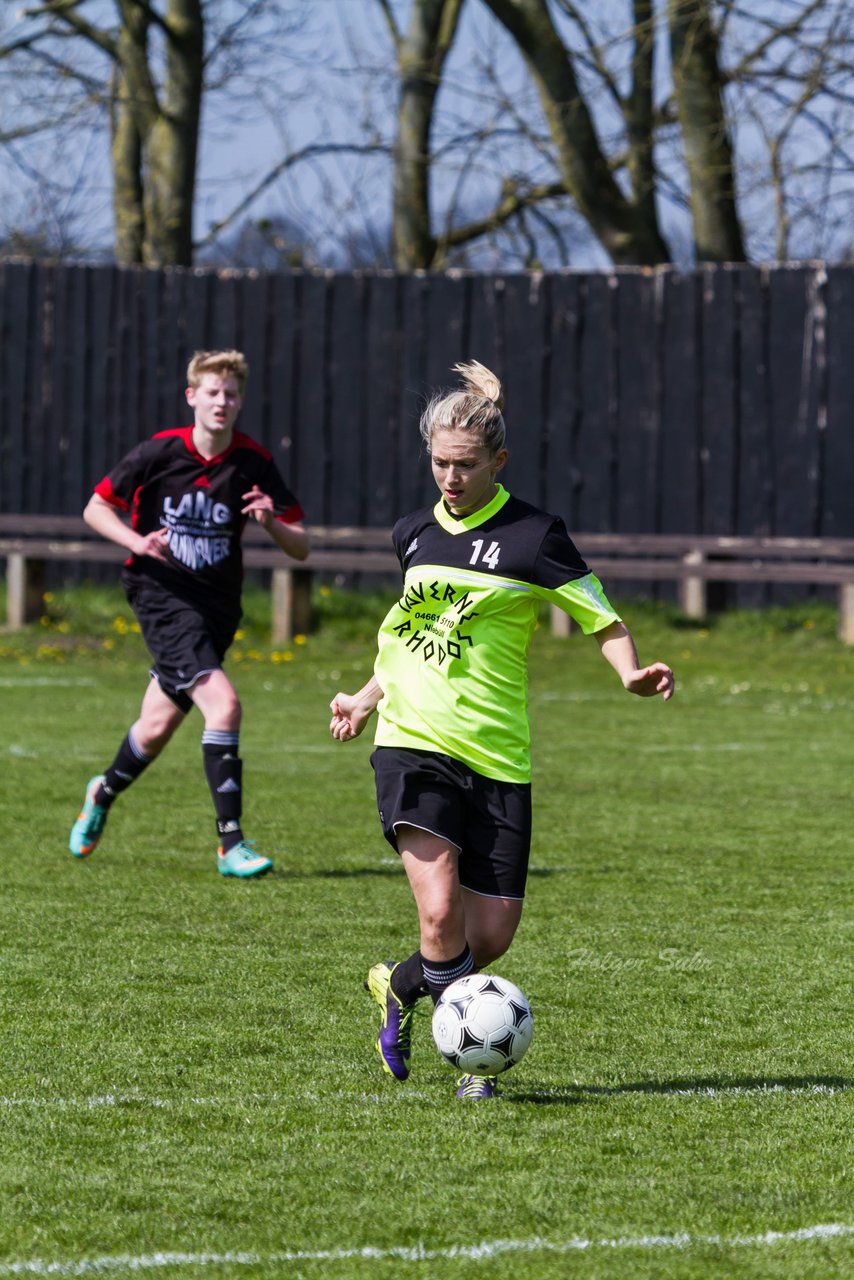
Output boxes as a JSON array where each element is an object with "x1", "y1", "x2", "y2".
[
  {"x1": 217, "y1": 840, "x2": 273, "y2": 878},
  {"x1": 365, "y1": 960, "x2": 415, "y2": 1081},
  {"x1": 69, "y1": 775, "x2": 109, "y2": 858},
  {"x1": 456, "y1": 1074, "x2": 499, "y2": 1100}
]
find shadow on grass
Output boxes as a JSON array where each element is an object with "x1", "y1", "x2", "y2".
[
  {"x1": 508, "y1": 1074, "x2": 854, "y2": 1106},
  {"x1": 279, "y1": 864, "x2": 405, "y2": 880}
]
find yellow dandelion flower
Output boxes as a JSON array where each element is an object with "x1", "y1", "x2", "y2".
[{"x1": 294, "y1": 634, "x2": 307, "y2": 645}]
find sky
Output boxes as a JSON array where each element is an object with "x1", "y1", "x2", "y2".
[{"x1": 1, "y1": 1, "x2": 851, "y2": 268}]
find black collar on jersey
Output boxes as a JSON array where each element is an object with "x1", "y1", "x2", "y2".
[{"x1": 433, "y1": 484, "x2": 511, "y2": 535}]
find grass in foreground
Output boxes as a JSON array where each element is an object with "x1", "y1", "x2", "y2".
[{"x1": 1, "y1": 586, "x2": 853, "y2": 1279}]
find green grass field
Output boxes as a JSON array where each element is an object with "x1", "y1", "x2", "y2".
[{"x1": 2, "y1": 585, "x2": 853, "y2": 1279}]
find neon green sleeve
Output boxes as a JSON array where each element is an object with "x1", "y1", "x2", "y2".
[{"x1": 536, "y1": 572, "x2": 621, "y2": 635}]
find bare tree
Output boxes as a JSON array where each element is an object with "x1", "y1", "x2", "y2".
[
  {"x1": 2, "y1": 1, "x2": 852, "y2": 269},
  {"x1": 666, "y1": 0, "x2": 745, "y2": 260},
  {"x1": 1, "y1": 0, "x2": 311, "y2": 266}
]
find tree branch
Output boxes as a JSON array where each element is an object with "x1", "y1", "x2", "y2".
[{"x1": 195, "y1": 142, "x2": 390, "y2": 249}]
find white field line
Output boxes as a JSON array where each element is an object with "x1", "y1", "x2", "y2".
[
  {"x1": 0, "y1": 1079, "x2": 848, "y2": 1112},
  {"x1": 0, "y1": 677, "x2": 97, "y2": 687},
  {"x1": 1, "y1": 1224, "x2": 853, "y2": 1275}
]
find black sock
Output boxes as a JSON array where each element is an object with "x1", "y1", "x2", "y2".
[
  {"x1": 202, "y1": 730, "x2": 244, "y2": 853},
  {"x1": 390, "y1": 951, "x2": 430, "y2": 1005},
  {"x1": 96, "y1": 728, "x2": 152, "y2": 807},
  {"x1": 420, "y1": 945, "x2": 475, "y2": 1005}
]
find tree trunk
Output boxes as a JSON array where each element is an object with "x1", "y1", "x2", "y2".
[
  {"x1": 112, "y1": 3, "x2": 152, "y2": 265},
  {"x1": 667, "y1": 0, "x2": 746, "y2": 262},
  {"x1": 392, "y1": 0, "x2": 464, "y2": 270},
  {"x1": 483, "y1": 0, "x2": 670, "y2": 265},
  {"x1": 143, "y1": 0, "x2": 203, "y2": 266},
  {"x1": 626, "y1": 0, "x2": 660, "y2": 250}
]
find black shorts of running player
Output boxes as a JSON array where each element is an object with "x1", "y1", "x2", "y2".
[
  {"x1": 371, "y1": 746, "x2": 532, "y2": 900},
  {"x1": 124, "y1": 577, "x2": 241, "y2": 715}
]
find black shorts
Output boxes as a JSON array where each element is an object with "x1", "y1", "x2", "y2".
[
  {"x1": 124, "y1": 578, "x2": 240, "y2": 714},
  {"x1": 371, "y1": 746, "x2": 532, "y2": 900}
]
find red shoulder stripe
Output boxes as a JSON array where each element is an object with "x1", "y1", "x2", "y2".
[{"x1": 93, "y1": 476, "x2": 129, "y2": 513}]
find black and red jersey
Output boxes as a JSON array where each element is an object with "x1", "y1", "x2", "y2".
[{"x1": 94, "y1": 426, "x2": 304, "y2": 614}]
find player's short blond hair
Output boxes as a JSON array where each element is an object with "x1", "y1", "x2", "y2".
[
  {"x1": 420, "y1": 360, "x2": 506, "y2": 455},
  {"x1": 186, "y1": 350, "x2": 249, "y2": 394}
]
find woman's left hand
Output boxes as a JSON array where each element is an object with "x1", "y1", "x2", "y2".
[{"x1": 624, "y1": 663, "x2": 675, "y2": 701}]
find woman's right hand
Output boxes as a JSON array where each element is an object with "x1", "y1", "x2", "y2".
[{"x1": 329, "y1": 692, "x2": 372, "y2": 741}]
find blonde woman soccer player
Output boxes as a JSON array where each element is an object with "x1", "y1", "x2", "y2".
[
  {"x1": 69, "y1": 350, "x2": 308, "y2": 877},
  {"x1": 330, "y1": 360, "x2": 673, "y2": 1099}
]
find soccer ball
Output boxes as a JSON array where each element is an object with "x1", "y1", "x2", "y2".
[{"x1": 431, "y1": 973, "x2": 533, "y2": 1075}]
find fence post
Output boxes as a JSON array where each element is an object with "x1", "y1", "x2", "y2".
[
  {"x1": 549, "y1": 603, "x2": 577, "y2": 637},
  {"x1": 271, "y1": 567, "x2": 313, "y2": 644},
  {"x1": 838, "y1": 584, "x2": 854, "y2": 645},
  {"x1": 679, "y1": 550, "x2": 707, "y2": 619},
  {"x1": 6, "y1": 554, "x2": 45, "y2": 630}
]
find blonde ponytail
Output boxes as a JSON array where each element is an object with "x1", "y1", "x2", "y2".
[{"x1": 420, "y1": 360, "x2": 506, "y2": 454}]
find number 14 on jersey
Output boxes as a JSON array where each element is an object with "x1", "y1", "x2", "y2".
[{"x1": 470, "y1": 539, "x2": 501, "y2": 569}]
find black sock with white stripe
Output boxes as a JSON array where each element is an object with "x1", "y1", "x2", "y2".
[
  {"x1": 389, "y1": 951, "x2": 430, "y2": 1005},
  {"x1": 420, "y1": 945, "x2": 475, "y2": 1006},
  {"x1": 202, "y1": 730, "x2": 244, "y2": 853},
  {"x1": 96, "y1": 727, "x2": 152, "y2": 807}
]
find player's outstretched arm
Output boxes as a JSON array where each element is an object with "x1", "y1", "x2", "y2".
[
  {"x1": 595, "y1": 621, "x2": 674, "y2": 701},
  {"x1": 83, "y1": 493, "x2": 169, "y2": 562},
  {"x1": 242, "y1": 486, "x2": 310, "y2": 561},
  {"x1": 329, "y1": 675, "x2": 384, "y2": 741}
]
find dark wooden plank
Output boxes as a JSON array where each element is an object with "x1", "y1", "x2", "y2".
[
  {"x1": 734, "y1": 266, "x2": 772, "y2": 605},
  {"x1": 699, "y1": 264, "x2": 739, "y2": 535},
  {"x1": 658, "y1": 271, "x2": 701, "y2": 534},
  {"x1": 614, "y1": 269, "x2": 661, "y2": 533},
  {"x1": 767, "y1": 265, "x2": 822, "y2": 538},
  {"x1": 543, "y1": 273, "x2": 583, "y2": 527},
  {"x1": 396, "y1": 272, "x2": 430, "y2": 517},
  {"x1": 767, "y1": 264, "x2": 825, "y2": 601},
  {"x1": 236, "y1": 273, "x2": 271, "y2": 446},
  {"x1": 21, "y1": 263, "x2": 48, "y2": 512},
  {"x1": 363, "y1": 274, "x2": 404, "y2": 526},
  {"x1": 423, "y1": 271, "x2": 469, "y2": 390},
  {"x1": 158, "y1": 267, "x2": 191, "y2": 428},
  {"x1": 0, "y1": 263, "x2": 30, "y2": 512},
  {"x1": 575, "y1": 272, "x2": 617, "y2": 532},
  {"x1": 736, "y1": 267, "x2": 773, "y2": 536},
  {"x1": 141, "y1": 266, "x2": 163, "y2": 433},
  {"x1": 183, "y1": 269, "x2": 216, "y2": 354},
  {"x1": 42, "y1": 263, "x2": 67, "y2": 512},
  {"x1": 327, "y1": 273, "x2": 367, "y2": 526},
  {"x1": 209, "y1": 269, "x2": 238, "y2": 350},
  {"x1": 265, "y1": 273, "x2": 300, "y2": 508},
  {"x1": 82, "y1": 266, "x2": 110, "y2": 511},
  {"x1": 822, "y1": 266, "x2": 854, "y2": 538},
  {"x1": 291, "y1": 272, "x2": 329, "y2": 523},
  {"x1": 467, "y1": 274, "x2": 502, "y2": 373},
  {"x1": 501, "y1": 273, "x2": 549, "y2": 507}
]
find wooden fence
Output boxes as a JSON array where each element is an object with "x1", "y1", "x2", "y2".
[{"x1": 1, "y1": 259, "x2": 852, "y2": 558}]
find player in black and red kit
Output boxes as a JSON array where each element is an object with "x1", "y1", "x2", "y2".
[{"x1": 69, "y1": 350, "x2": 308, "y2": 877}]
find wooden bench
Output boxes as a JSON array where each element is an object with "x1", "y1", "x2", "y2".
[
  {"x1": 0, "y1": 515, "x2": 398, "y2": 642},
  {"x1": 2, "y1": 515, "x2": 854, "y2": 643}
]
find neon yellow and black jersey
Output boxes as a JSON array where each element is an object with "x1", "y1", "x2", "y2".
[{"x1": 373, "y1": 485, "x2": 620, "y2": 783}]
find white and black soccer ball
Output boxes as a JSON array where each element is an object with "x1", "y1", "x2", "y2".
[{"x1": 431, "y1": 973, "x2": 533, "y2": 1075}]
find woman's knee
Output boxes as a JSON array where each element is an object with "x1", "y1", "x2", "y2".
[{"x1": 418, "y1": 897, "x2": 464, "y2": 953}]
